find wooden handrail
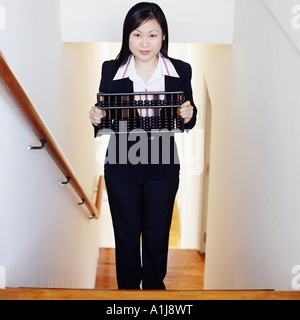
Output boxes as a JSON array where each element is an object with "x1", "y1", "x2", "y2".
[
  {"x1": 95, "y1": 176, "x2": 105, "y2": 212},
  {"x1": 0, "y1": 51, "x2": 100, "y2": 219}
]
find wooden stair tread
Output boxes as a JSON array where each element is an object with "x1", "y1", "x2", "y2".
[{"x1": 1, "y1": 288, "x2": 300, "y2": 300}]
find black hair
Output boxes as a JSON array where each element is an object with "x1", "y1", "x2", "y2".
[{"x1": 115, "y1": 2, "x2": 169, "y2": 66}]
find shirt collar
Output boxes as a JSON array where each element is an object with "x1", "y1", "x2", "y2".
[{"x1": 113, "y1": 53, "x2": 179, "y2": 83}]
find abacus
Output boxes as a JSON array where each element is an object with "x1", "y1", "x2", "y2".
[{"x1": 96, "y1": 91, "x2": 185, "y2": 134}]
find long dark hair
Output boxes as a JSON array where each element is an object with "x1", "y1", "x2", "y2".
[{"x1": 115, "y1": 2, "x2": 169, "y2": 66}]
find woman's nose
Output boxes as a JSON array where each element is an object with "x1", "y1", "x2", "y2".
[{"x1": 141, "y1": 37, "x2": 149, "y2": 47}]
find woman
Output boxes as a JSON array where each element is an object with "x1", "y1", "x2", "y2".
[{"x1": 89, "y1": 2, "x2": 197, "y2": 290}]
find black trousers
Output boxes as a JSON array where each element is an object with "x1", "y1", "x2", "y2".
[{"x1": 105, "y1": 173, "x2": 179, "y2": 289}]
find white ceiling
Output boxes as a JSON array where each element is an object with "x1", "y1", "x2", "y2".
[{"x1": 59, "y1": 0, "x2": 235, "y2": 43}]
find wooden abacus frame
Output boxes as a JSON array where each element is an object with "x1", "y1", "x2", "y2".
[{"x1": 96, "y1": 91, "x2": 185, "y2": 134}]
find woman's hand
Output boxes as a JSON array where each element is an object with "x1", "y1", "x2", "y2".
[
  {"x1": 180, "y1": 101, "x2": 194, "y2": 124},
  {"x1": 89, "y1": 106, "x2": 106, "y2": 126}
]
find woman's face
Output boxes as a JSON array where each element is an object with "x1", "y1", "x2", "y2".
[{"x1": 129, "y1": 18, "x2": 165, "y2": 64}]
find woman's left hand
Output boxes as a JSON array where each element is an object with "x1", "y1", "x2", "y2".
[{"x1": 180, "y1": 101, "x2": 194, "y2": 124}]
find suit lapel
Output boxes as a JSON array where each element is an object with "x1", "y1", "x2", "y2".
[
  {"x1": 165, "y1": 76, "x2": 183, "y2": 92},
  {"x1": 112, "y1": 78, "x2": 133, "y2": 93}
]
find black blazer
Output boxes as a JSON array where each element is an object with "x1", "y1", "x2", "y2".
[{"x1": 94, "y1": 57, "x2": 197, "y2": 182}]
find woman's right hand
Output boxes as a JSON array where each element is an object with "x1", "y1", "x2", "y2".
[{"x1": 89, "y1": 106, "x2": 106, "y2": 126}]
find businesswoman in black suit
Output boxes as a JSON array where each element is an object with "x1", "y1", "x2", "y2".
[{"x1": 89, "y1": 2, "x2": 197, "y2": 290}]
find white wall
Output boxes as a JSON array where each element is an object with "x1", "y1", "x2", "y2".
[
  {"x1": 203, "y1": 0, "x2": 300, "y2": 290},
  {"x1": 0, "y1": 82, "x2": 100, "y2": 289},
  {"x1": 0, "y1": 0, "x2": 101, "y2": 288},
  {"x1": 170, "y1": 44, "x2": 205, "y2": 249},
  {"x1": 263, "y1": 0, "x2": 300, "y2": 51},
  {"x1": 60, "y1": 0, "x2": 234, "y2": 44},
  {"x1": 0, "y1": 0, "x2": 101, "y2": 197}
]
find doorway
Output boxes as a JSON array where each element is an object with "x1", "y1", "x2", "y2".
[{"x1": 200, "y1": 80, "x2": 212, "y2": 254}]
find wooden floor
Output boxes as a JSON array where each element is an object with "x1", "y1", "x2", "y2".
[
  {"x1": 169, "y1": 202, "x2": 181, "y2": 249},
  {"x1": 95, "y1": 202, "x2": 205, "y2": 290},
  {"x1": 95, "y1": 248, "x2": 205, "y2": 290}
]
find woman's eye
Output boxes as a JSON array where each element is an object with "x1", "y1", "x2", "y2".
[
  {"x1": 133, "y1": 34, "x2": 141, "y2": 38},
  {"x1": 150, "y1": 34, "x2": 157, "y2": 38}
]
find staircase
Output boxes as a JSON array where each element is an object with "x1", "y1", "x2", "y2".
[
  {"x1": 1, "y1": 38, "x2": 300, "y2": 301},
  {"x1": 1, "y1": 247, "x2": 300, "y2": 300}
]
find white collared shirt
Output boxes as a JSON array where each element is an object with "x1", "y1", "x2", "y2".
[{"x1": 113, "y1": 53, "x2": 179, "y2": 117}]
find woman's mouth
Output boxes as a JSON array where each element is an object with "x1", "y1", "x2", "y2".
[{"x1": 139, "y1": 51, "x2": 151, "y2": 55}]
